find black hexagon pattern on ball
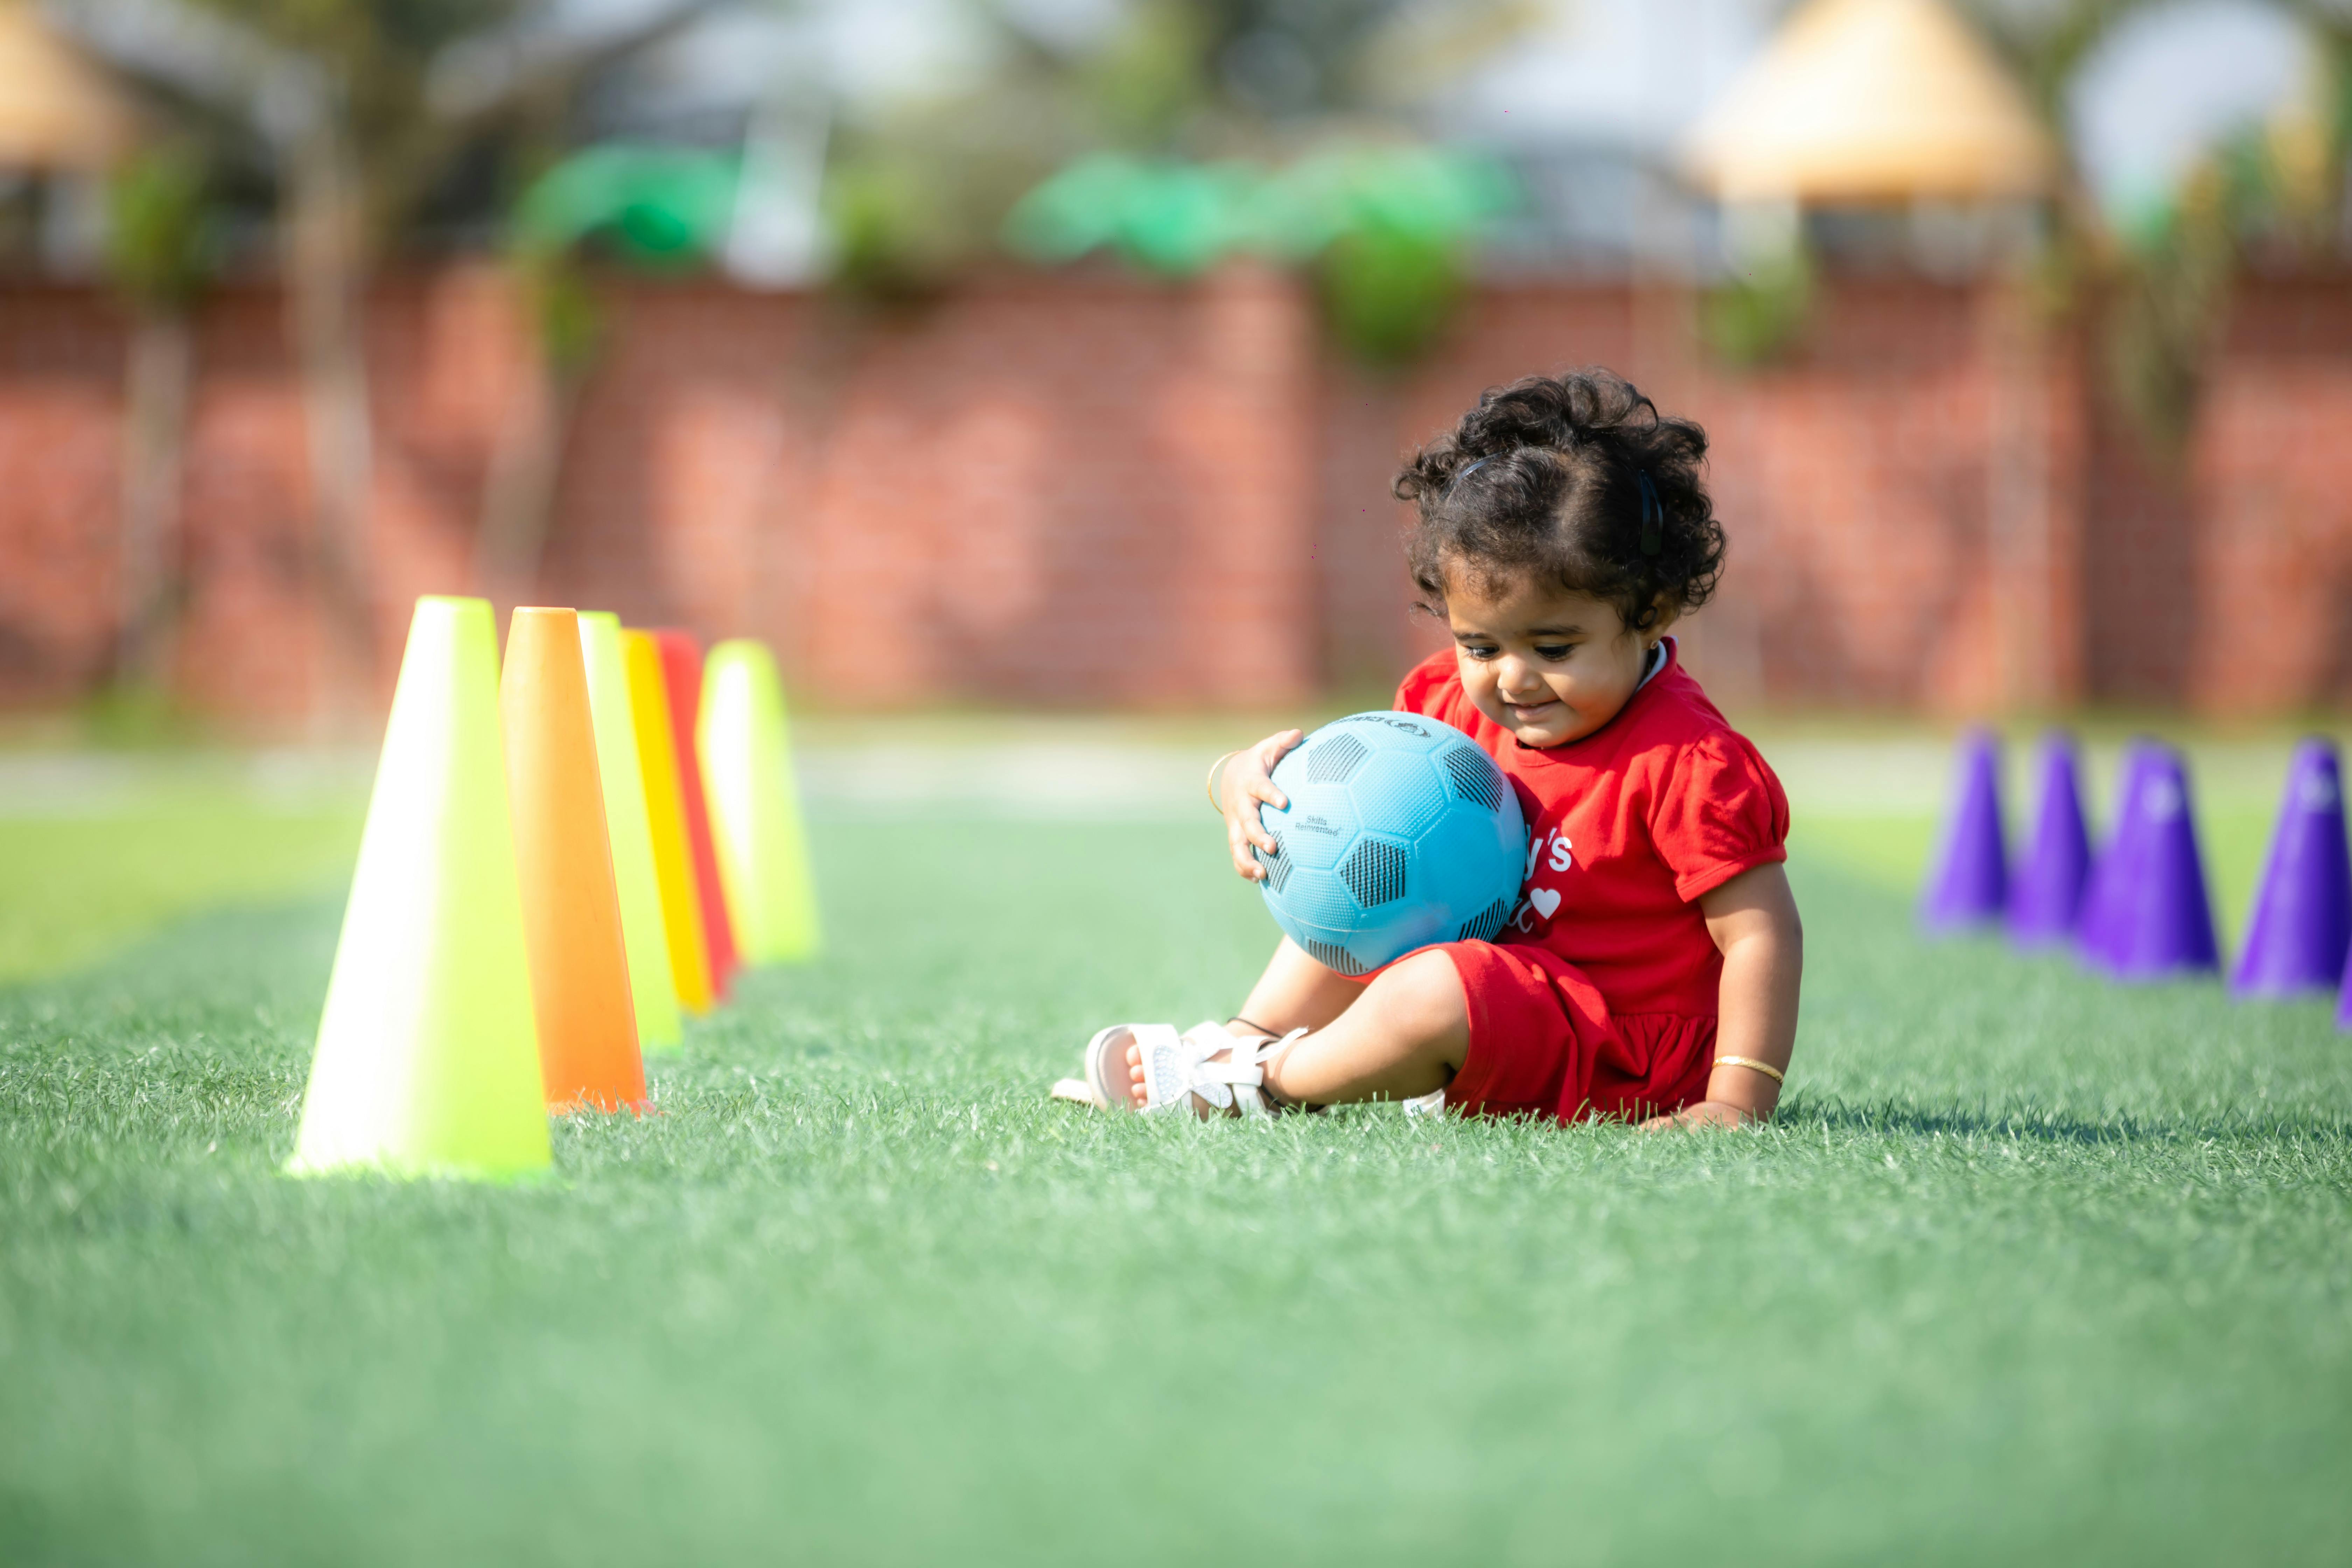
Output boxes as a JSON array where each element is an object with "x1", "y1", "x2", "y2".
[
  {"x1": 1255, "y1": 835, "x2": 1294, "y2": 893},
  {"x1": 1442, "y1": 746, "x2": 1504, "y2": 812},
  {"x1": 1303, "y1": 938, "x2": 1368, "y2": 976},
  {"x1": 1455, "y1": 895, "x2": 1512, "y2": 943},
  {"x1": 1338, "y1": 838, "x2": 1407, "y2": 907},
  {"x1": 1304, "y1": 733, "x2": 1370, "y2": 784}
]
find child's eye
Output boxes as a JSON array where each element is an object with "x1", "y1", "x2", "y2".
[
  {"x1": 1460, "y1": 645, "x2": 1498, "y2": 662},
  {"x1": 1534, "y1": 644, "x2": 1574, "y2": 662}
]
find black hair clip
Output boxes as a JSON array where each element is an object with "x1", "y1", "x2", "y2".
[{"x1": 1637, "y1": 471, "x2": 1664, "y2": 557}]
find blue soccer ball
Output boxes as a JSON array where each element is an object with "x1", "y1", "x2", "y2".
[{"x1": 1252, "y1": 711, "x2": 1528, "y2": 976}]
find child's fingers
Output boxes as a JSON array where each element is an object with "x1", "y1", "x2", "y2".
[
  {"x1": 1226, "y1": 818, "x2": 1265, "y2": 880},
  {"x1": 1238, "y1": 798, "x2": 1280, "y2": 853},
  {"x1": 1244, "y1": 776, "x2": 1288, "y2": 818},
  {"x1": 1258, "y1": 728, "x2": 1306, "y2": 769}
]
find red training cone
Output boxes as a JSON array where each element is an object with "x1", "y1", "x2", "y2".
[{"x1": 653, "y1": 629, "x2": 741, "y2": 1000}]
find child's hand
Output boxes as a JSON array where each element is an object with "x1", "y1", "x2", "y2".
[{"x1": 1217, "y1": 729, "x2": 1305, "y2": 881}]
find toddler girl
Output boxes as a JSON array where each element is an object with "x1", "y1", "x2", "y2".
[{"x1": 1066, "y1": 370, "x2": 1801, "y2": 1128}]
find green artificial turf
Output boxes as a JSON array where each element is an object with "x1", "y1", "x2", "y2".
[
  {"x1": 0, "y1": 788, "x2": 363, "y2": 983},
  {"x1": 2, "y1": 816, "x2": 2350, "y2": 1566}
]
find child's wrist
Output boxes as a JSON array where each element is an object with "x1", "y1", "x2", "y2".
[{"x1": 1206, "y1": 750, "x2": 1240, "y2": 813}]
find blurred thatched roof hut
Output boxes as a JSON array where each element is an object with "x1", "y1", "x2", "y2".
[
  {"x1": 1684, "y1": 0, "x2": 2052, "y2": 203},
  {"x1": 0, "y1": 1, "x2": 140, "y2": 171}
]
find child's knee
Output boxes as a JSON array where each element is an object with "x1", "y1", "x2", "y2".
[{"x1": 1368, "y1": 948, "x2": 1470, "y2": 1042}]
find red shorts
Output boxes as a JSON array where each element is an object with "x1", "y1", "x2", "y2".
[{"x1": 1436, "y1": 941, "x2": 1717, "y2": 1124}]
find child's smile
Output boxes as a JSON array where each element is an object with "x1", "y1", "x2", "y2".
[{"x1": 1444, "y1": 573, "x2": 1673, "y2": 749}]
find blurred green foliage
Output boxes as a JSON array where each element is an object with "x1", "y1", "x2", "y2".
[
  {"x1": 1316, "y1": 226, "x2": 1461, "y2": 364},
  {"x1": 103, "y1": 146, "x2": 218, "y2": 310},
  {"x1": 824, "y1": 144, "x2": 1020, "y2": 301},
  {"x1": 1701, "y1": 245, "x2": 1815, "y2": 370}
]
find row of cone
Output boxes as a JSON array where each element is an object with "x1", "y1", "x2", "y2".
[
  {"x1": 1920, "y1": 729, "x2": 2352, "y2": 1017},
  {"x1": 287, "y1": 596, "x2": 820, "y2": 1180}
]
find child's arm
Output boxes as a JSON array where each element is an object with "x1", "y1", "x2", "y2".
[
  {"x1": 1646, "y1": 862, "x2": 1802, "y2": 1129},
  {"x1": 1211, "y1": 729, "x2": 1306, "y2": 881}
]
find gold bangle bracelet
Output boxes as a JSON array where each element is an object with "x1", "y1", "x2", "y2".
[
  {"x1": 1206, "y1": 751, "x2": 1240, "y2": 812},
  {"x1": 1713, "y1": 1055, "x2": 1785, "y2": 1085}
]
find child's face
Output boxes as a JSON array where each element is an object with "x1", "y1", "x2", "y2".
[{"x1": 1444, "y1": 570, "x2": 1675, "y2": 749}]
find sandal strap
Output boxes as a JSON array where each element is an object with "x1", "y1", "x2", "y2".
[
  {"x1": 1213, "y1": 1026, "x2": 1308, "y2": 1118},
  {"x1": 1127, "y1": 1022, "x2": 1316, "y2": 1119}
]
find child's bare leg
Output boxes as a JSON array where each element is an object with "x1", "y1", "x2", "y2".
[
  {"x1": 1263, "y1": 950, "x2": 1469, "y2": 1103},
  {"x1": 1233, "y1": 936, "x2": 1369, "y2": 1034},
  {"x1": 1125, "y1": 948, "x2": 1469, "y2": 1108}
]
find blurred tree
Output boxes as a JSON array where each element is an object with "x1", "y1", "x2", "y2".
[
  {"x1": 65, "y1": 0, "x2": 718, "y2": 719},
  {"x1": 1965, "y1": 0, "x2": 2352, "y2": 458},
  {"x1": 475, "y1": 144, "x2": 741, "y2": 600},
  {"x1": 102, "y1": 142, "x2": 216, "y2": 699}
]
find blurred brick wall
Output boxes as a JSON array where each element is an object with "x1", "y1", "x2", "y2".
[
  {"x1": 0, "y1": 264, "x2": 2345, "y2": 728},
  {"x1": 0, "y1": 290, "x2": 124, "y2": 700},
  {"x1": 2186, "y1": 277, "x2": 2352, "y2": 712},
  {"x1": 541, "y1": 265, "x2": 1318, "y2": 709}
]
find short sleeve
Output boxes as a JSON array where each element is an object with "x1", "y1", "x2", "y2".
[
  {"x1": 1392, "y1": 650, "x2": 1466, "y2": 723},
  {"x1": 1648, "y1": 732, "x2": 1791, "y2": 902}
]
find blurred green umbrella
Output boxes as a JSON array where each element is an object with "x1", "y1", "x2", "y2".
[
  {"x1": 516, "y1": 144, "x2": 741, "y2": 264},
  {"x1": 1002, "y1": 153, "x2": 1259, "y2": 276},
  {"x1": 1250, "y1": 145, "x2": 1517, "y2": 259},
  {"x1": 1004, "y1": 144, "x2": 1517, "y2": 278}
]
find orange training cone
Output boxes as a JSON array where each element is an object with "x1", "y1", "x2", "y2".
[
  {"x1": 502, "y1": 607, "x2": 646, "y2": 1112},
  {"x1": 654, "y1": 629, "x2": 741, "y2": 998},
  {"x1": 625, "y1": 628, "x2": 714, "y2": 1013}
]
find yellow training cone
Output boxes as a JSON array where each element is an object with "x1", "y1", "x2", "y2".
[
  {"x1": 698, "y1": 639, "x2": 821, "y2": 962},
  {"x1": 287, "y1": 596, "x2": 551, "y2": 1180},
  {"x1": 625, "y1": 628, "x2": 714, "y2": 1012},
  {"x1": 579, "y1": 612, "x2": 682, "y2": 1051}
]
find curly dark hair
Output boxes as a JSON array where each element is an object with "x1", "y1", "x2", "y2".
[{"x1": 1394, "y1": 369, "x2": 1727, "y2": 632}]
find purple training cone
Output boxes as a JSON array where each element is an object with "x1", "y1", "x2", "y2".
[
  {"x1": 2095, "y1": 746, "x2": 2220, "y2": 982},
  {"x1": 2008, "y1": 731, "x2": 2092, "y2": 949},
  {"x1": 2234, "y1": 739, "x2": 2351, "y2": 999},
  {"x1": 1920, "y1": 728, "x2": 2007, "y2": 935},
  {"x1": 2076, "y1": 740, "x2": 2160, "y2": 972}
]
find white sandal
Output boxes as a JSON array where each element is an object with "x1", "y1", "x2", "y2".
[{"x1": 1058, "y1": 1021, "x2": 1307, "y2": 1118}]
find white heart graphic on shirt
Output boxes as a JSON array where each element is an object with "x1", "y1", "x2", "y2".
[{"x1": 1527, "y1": 887, "x2": 1562, "y2": 920}]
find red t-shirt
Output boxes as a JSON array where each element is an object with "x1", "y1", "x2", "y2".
[{"x1": 1393, "y1": 637, "x2": 1789, "y2": 1020}]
